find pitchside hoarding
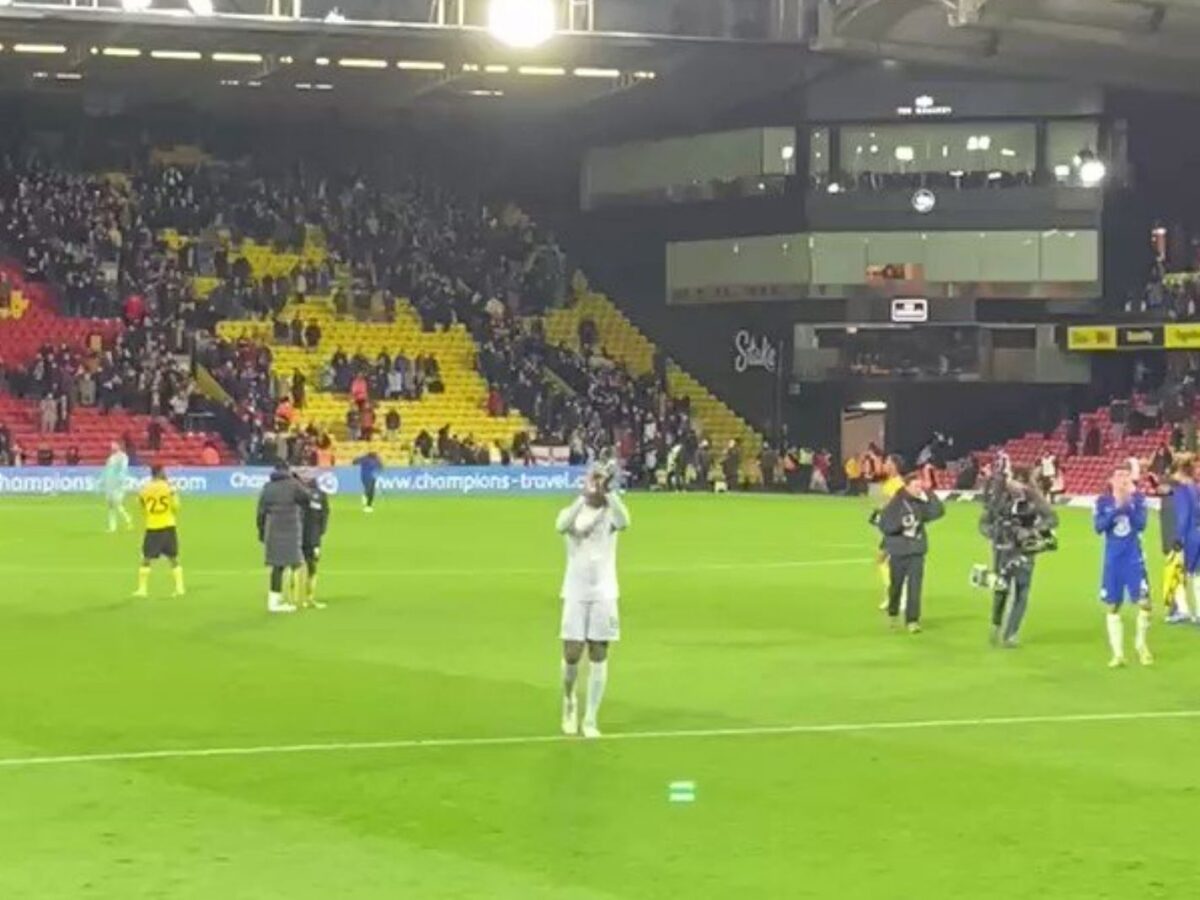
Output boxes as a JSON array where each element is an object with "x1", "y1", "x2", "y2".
[{"x1": 0, "y1": 466, "x2": 589, "y2": 496}]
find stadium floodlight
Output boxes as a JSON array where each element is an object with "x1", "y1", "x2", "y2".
[
  {"x1": 121, "y1": 0, "x2": 153, "y2": 11},
  {"x1": 188, "y1": 0, "x2": 214, "y2": 16},
  {"x1": 826, "y1": 182, "x2": 843, "y2": 194},
  {"x1": 1078, "y1": 152, "x2": 1107, "y2": 187},
  {"x1": 489, "y1": 0, "x2": 556, "y2": 49}
]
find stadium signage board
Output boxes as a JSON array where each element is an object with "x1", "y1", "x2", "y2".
[
  {"x1": 1067, "y1": 325, "x2": 1179, "y2": 351},
  {"x1": 1115, "y1": 326, "x2": 1163, "y2": 349},
  {"x1": 891, "y1": 298, "x2": 928, "y2": 323},
  {"x1": 0, "y1": 466, "x2": 588, "y2": 496},
  {"x1": 733, "y1": 330, "x2": 778, "y2": 373},
  {"x1": 1066, "y1": 326, "x2": 1117, "y2": 350},
  {"x1": 897, "y1": 95, "x2": 953, "y2": 117},
  {"x1": 1166, "y1": 325, "x2": 1200, "y2": 349}
]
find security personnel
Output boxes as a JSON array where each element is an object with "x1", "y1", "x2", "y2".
[{"x1": 877, "y1": 469, "x2": 945, "y2": 632}]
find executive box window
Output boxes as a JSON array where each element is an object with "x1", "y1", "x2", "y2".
[
  {"x1": 836, "y1": 122, "x2": 1036, "y2": 190},
  {"x1": 811, "y1": 118, "x2": 1107, "y2": 192},
  {"x1": 813, "y1": 326, "x2": 981, "y2": 380}
]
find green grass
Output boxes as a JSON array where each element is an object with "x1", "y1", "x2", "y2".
[{"x1": 0, "y1": 492, "x2": 1198, "y2": 899}]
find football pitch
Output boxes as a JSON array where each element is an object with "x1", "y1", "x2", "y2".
[{"x1": 1, "y1": 491, "x2": 1198, "y2": 899}]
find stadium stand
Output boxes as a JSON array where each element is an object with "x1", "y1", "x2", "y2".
[
  {"x1": 944, "y1": 401, "x2": 1174, "y2": 495},
  {"x1": 0, "y1": 156, "x2": 762, "y2": 479}
]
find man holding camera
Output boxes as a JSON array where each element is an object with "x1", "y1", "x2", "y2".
[{"x1": 978, "y1": 468, "x2": 1058, "y2": 648}]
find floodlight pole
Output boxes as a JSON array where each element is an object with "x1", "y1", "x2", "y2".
[{"x1": 567, "y1": 0, "x2": 595, "y2": 32}]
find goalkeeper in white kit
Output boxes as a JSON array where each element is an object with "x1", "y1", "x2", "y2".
[
  {"x1": 556, "y1": 465, "x2": 630, "y2": 738},
  {"x1": 101, "y1": 441, "x2": 133, "y2": 533}
]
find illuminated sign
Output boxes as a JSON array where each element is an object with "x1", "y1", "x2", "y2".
[
  {"x1": 892, "y1": 298, "x2": 928, "y2": 323},
  {"x1": 897, "y1": 94, "x2": 953, "y2": 117}
]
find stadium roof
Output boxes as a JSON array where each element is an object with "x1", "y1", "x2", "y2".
[
  {"x1": 818, "y1": 0, "x2": 1200, "y2": 94},
  {"x1": 0, "y1": 4, "x2": 809, "y2": 126}
]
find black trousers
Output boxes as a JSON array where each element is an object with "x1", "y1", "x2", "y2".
[
  {"x1": 888, "y1": 554, "x2": 925, "y2": 623},
  {"x1": 992, "y1": 564, "x2": 1033, "y2": 640}
]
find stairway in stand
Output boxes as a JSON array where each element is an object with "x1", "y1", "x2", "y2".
[{"x1": 541, "y1": 293, "x2": 764, "y2": 468}]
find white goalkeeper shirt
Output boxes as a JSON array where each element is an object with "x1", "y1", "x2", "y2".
[{"x1": 556, "y1": 494, "x2": 630, "y2": 603}]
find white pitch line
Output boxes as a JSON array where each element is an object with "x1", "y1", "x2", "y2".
[
  {"x1": 0, "y1": 557, "x2": 870, "y2": 579},
  {"x1": 1, "y1": 709, "x2": 1197, "y2": 771}
]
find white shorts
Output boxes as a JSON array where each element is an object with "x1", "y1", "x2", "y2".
[
  {"x1": 106, "y1": 489, "x2": 126, "y2": 504},
  {"x1": 560, "y1": 595, "x2": 620, "y2": 643}
]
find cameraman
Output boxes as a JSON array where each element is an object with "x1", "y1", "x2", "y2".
[{"x1": 979, "y1": 467, "x2": 1058, "y2": 647}]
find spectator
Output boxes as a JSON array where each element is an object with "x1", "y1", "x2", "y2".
[
  {"x1": 65, "y1": 445, "x2": 81, "y2": 466},
  {"x1": 39, "y1": 393, "x2": 57, "y2": 433},
  {"x1": 147, "y1": 418, "x2": 164, "y2": 451},
  {"x1": 304, "y1": 320, "x2": 321, "y2": 350},
  {"x1": 385, "y1": 408, "x2": 401, "y2": 441}
]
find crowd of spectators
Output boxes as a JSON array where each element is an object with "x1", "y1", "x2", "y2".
[{"x1": 0, "y1": 151, "x2": 731, "y2": 474}]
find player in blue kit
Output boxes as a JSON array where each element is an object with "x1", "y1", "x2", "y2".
[
  {"x1": 352, "y1": 451, "x2": 382, "y2": 514},
  {"x1": 1094, "y1": 466, "x2": 1153, "y2": 668},
  {"x1": 1169, "y1": 460, "x2": 1200, "y2": 622}
]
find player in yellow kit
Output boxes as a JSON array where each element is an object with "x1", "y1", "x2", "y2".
[
  {"x1": 874, "y1": 455, "x2": 906, "y2": 610},
  {"x1": 133, "y1": 464, "x2": 185, "y2": 598}
]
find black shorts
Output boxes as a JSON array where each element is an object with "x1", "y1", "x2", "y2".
[
  {"x1": 143, "y1": 527, "x2": 179, "y2": 560},
  {"x1": 302, "y1": 544, "x2": 320, "y2": 566}
]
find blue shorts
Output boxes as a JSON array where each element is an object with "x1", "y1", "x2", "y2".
[{"x1": 1100, "y1": 561, "x2": 1150, "y2": 606}]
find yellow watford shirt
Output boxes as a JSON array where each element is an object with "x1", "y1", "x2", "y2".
[{"x1": 139, "y1": 480, "x2": 179, "y2": 531}]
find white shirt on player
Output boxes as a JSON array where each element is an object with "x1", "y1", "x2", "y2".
[{"x1": 556, "y1": 493, "x2": 630, "y2": 604}]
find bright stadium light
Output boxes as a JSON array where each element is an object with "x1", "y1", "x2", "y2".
[
  {"x1": 1077, "y1": 150, "x2": 1107, "y2": 187},
  {"x1": 1079, "y1": 158, "x2": 1107, "y2": 186},
  {"x1": 188, "y1": 0, "x2": 214, "y2": 16},
  {"x1": 489, "y1": 0, "x2": 556, "y2": 49},
  {"x1": 121, "y1": 0, "x2": 152, "y2": 11}
]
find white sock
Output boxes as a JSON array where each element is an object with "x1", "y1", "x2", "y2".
[
  {"x1": 1135, "y1": 609, "x2": 1151, "y2": 654},
  {"x1": 584, "y1": 660, "x2": 608, "y2": 725},
  {"x1": 1174, "y1": 585, "x2": 1190, "y2": 617},
  {"x1": 268, "y1": 590, "x2": 282, "y2": 608},
  {"x1": 107, "y1": 509, "x2": 116, "y2": 532},
  {"x1": 562, "y1": 660, "x2": 579, "y2": 700},
  {"x1": 899, "y1": 582, "x2": 908, "y2": 613},
  {"x1": 119, "y1": 506, "x2": 132, "y2": 526},
  {"x1": 1189, "y1": 574, "x2": 1200, "y2": 616},
  {"x1": 1106, "y1": 612, "x2": 1125, "y2": 659}
]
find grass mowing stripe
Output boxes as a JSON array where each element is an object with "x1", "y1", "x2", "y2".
[
  {"x1": 0, "y1": 557, "x2": 871, "y2": 579},
  {"x1": 2, "y1": 709, "x2": 1198, "y2": 770}
]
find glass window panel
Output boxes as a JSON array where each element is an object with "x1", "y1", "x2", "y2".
[
  {"x1": 811, "y1": 233, "x2": 869, "y2": 285},
  {"x1": 1040, "y1": 230, "x2": 1099, "y2": 282},
  {"x1": 1046, "y1": 120, "x2": 1100, "y2": 170},
  {"x1": 864, "y1": 232, "x2": 926, "y2": 268},
  {"x1": 837, "y1": 122, "x2": 1036, "y2": 176},
  {"x1": 979, "y1": 231, "x2": 1039, "y2": 282},
  {"x1": 809, "y1": 127, "x2": 829, "y2": 178},
  {"x1": 925, "y1": 232, "x2": 982, "y2": 282}
]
